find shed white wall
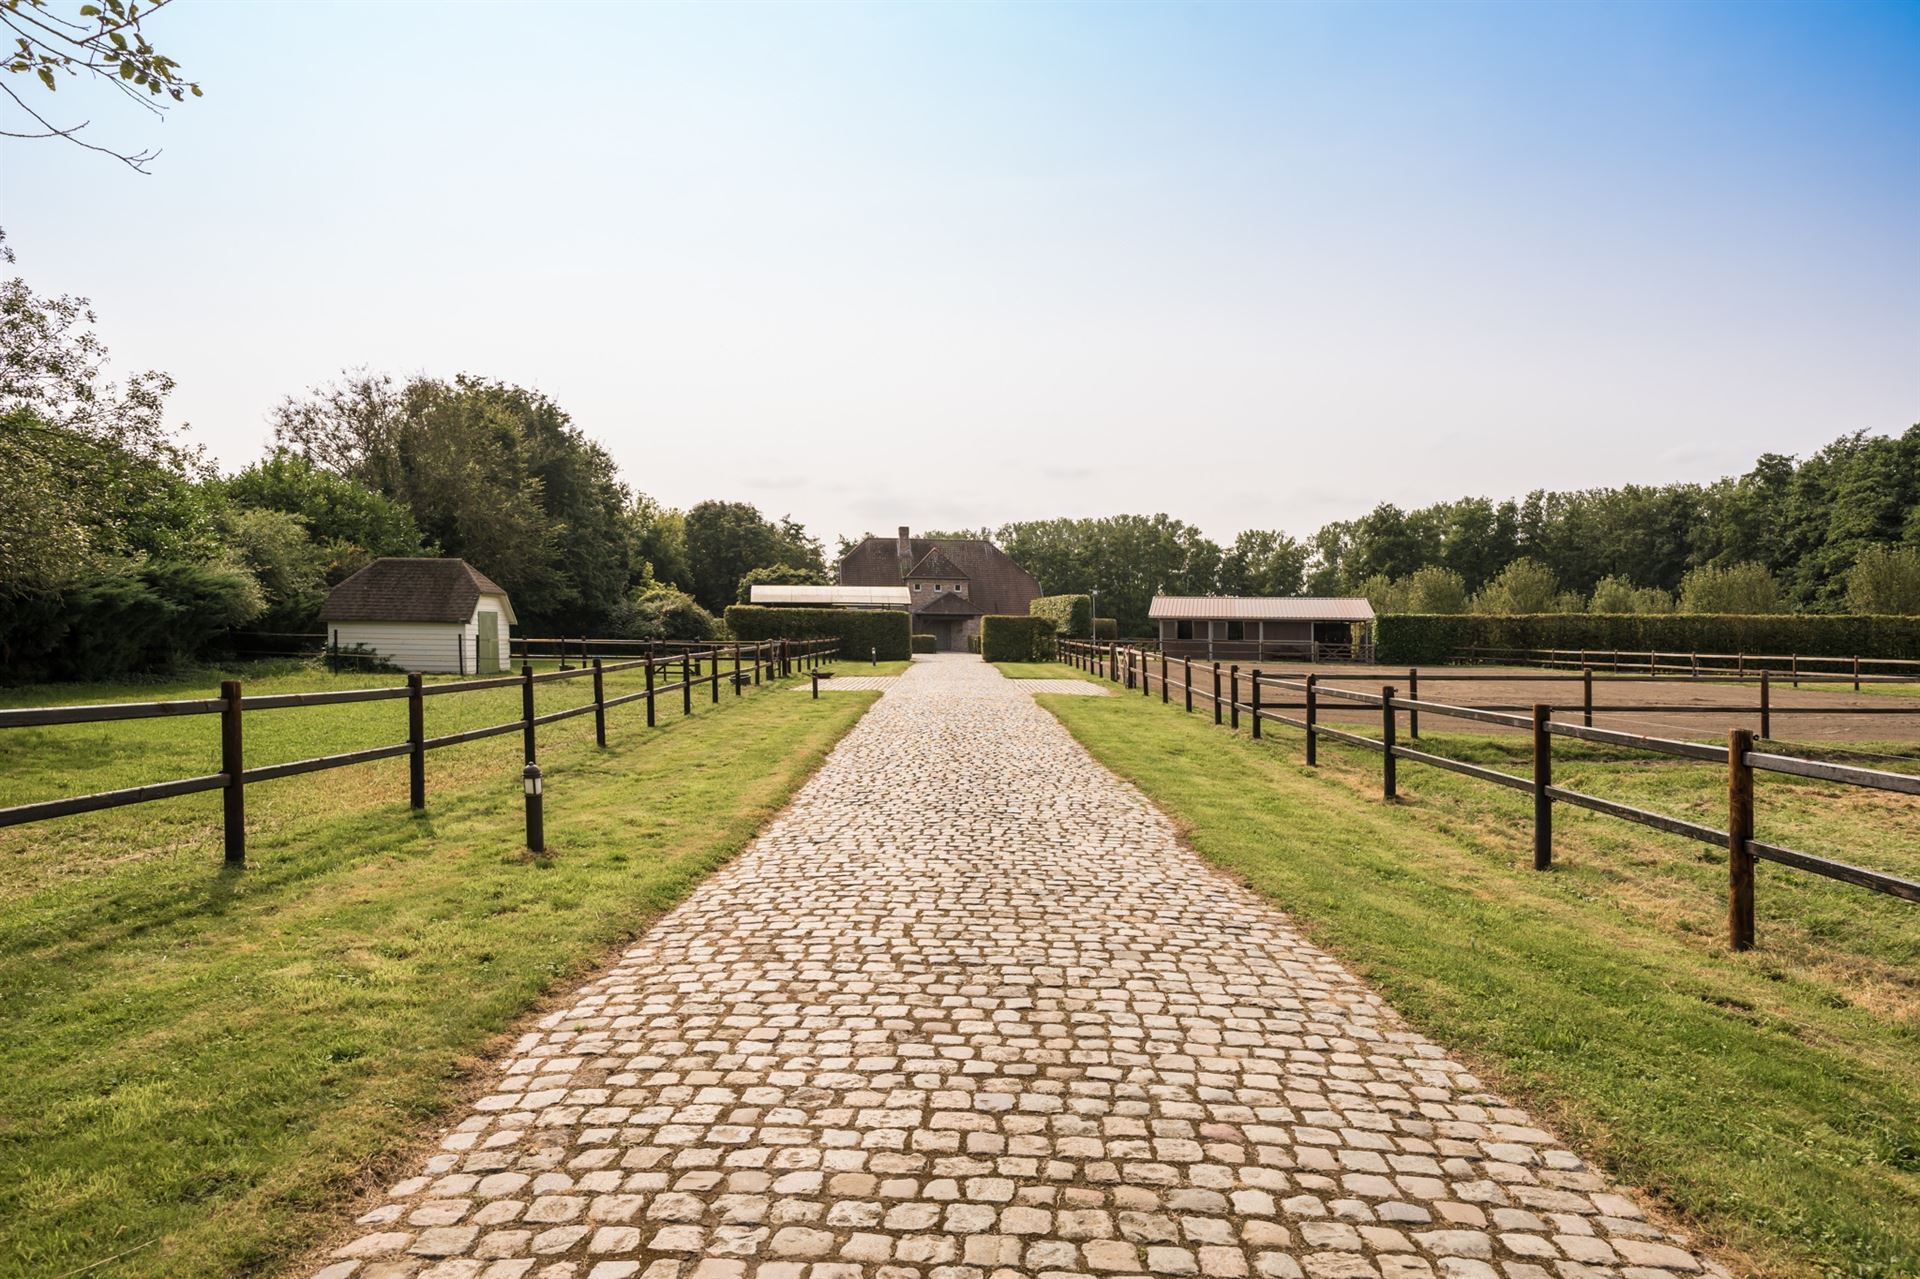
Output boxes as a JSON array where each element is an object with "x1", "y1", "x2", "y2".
[{"x1": 330, "y1": 596, "x2": 512, "y2": 674}]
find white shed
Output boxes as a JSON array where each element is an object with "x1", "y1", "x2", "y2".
[{"x1": 320, "y1": 558, "x2": 516, "y2": 674}]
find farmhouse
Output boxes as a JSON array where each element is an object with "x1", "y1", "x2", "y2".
[
  {"x1": 1150, "y1": 595, "x2": 1375, "y2": 661},
  {"x1": 838, "y1": 527, "x2": 1042, "y2": 651},
  {"x1": 320, "y1": 558, "x2": 516, "y2": 674}
]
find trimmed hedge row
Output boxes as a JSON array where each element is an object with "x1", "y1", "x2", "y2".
[
  {"x1": 982, "y1": 615, "x2": 1057, "y2": 663},
  {"x1": 1094, "y1": 617, "x2": 1118, "y2": 641},
  {"x1": 911, "y1": 633, "x2": 937, "y2": 654},
  {"x1": 1376, "y1": 613, "x2": 1920, "y2": 666},
  {"x1": 723, "y1": 605, "x2": 912, "y2": 661},
  {"x1": 1029, "y1": 594, "x2": 1093, "y2": 638}
]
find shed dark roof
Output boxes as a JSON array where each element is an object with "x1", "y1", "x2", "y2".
[
  {"x1": 321, "y1": 558, "x2": 516, "y2": 624},
  {"x1": 839, "y1": 535, "x2": 1041, "y2": 618},
  {"x1": 915, "y1": 590, "x2": 982, "y2": 616}
]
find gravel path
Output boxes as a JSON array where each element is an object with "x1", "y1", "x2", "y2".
[{"x1": 312, "y1": 655, "x2": 1724, "y2": 1279}]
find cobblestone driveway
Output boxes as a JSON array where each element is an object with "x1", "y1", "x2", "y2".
[{"x1": 314, "y1": 655, "x2": 1723, "y2": 1279}]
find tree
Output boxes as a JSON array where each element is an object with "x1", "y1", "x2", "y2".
[
  {"x1": 618, "y1": 583, "x2": 717, "y2": 642},
  {"x1": 1397, "y1": 565, "x2": 1469, "y2": 613},
  {"x1": 1472, "y1": 558, "x2": 1574, "y2": 614},
  {"x1": 223, "y1": 450, "x2": 427, "y2": 573},
  {"x1": 681, "y1": 500, "x2": 823, "y2": 613},
  {"x1": 222, "y1": 506, "x2": 331, "y2": 631},
  {"x1": 1219, "y1": 530, "x2": 1307, "y2": 597},
  {"x1": 1844, "y1": 545, "x2": 1920, "y2": 615},
  {"x1": 627, "y1": 495, "x2": 691, "y2": 591},
  {"x1": 272, "y1": 371, "x2": 636, "y2": 634},
  {"x1": 1678, "y1": 562, "x2": 1783, "y2": 614},
  {"x1": 3, "y1": 0, "x2": 202, "y2": 172},
  {"x1": 736, "y1": 563, "x2": 827, "y2": 603},
  {"x1": 1589, "y1": 575, "x2": 1674, "y2": 614}
]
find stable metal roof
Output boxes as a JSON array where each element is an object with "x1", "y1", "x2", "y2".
[
  {"x1": 750, "y1": 585, "x2": 911, "y2": 608},
  {"x1": 1148, "y1": 596, "x2": 1375, "y2": 622}
]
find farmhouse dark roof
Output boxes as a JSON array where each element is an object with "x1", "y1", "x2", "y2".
[
  {"x1": 321, "y1": 558, "x2": 515, "y2": 624},
  {"x1": 915, "y1": 590, "x2": 981, "y2": 616},
  {"x1": 905, "y1": 547, "x2": 968, "y2": 580},
  {"x1": 838, "y1": 533, "x2": 1042, "y2": 618}
]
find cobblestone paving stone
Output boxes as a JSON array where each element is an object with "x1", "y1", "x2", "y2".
[
  {"x1": 794, "y1": 677, "x2": 904, "y2": 692},
  {"x1": 313, "y1": 655, "x2": 1726, "y2": 1279}
]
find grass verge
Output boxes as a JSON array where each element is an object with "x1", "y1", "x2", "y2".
[
  {"x1": 0, "y1": 668, "x2": 876, "y2": 1279},
  {"x1": 1038, "y1": 692, "x2": 1920, "y2": 1279},
  {"x1": 993, "y1": 661, "x2": 1105, "y2": 680}
]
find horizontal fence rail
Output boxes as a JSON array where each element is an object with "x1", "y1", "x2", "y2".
[
  {"x1": 1059, "y1": 639, "x2": 1920, "y2": 949},
  {"x1": 0, "y1": 639, "x2": 839, "y2": 866},
  {"x1": 1461, "y1": 643, "x2": 1920, "y2": 689}
]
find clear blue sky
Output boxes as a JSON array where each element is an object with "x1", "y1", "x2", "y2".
[{"x1": 5, "y1": 0, "x2": 1916, "y2": 547}]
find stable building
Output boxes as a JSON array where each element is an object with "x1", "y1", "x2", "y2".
[
  {"x1": 837, "y1": 527, "x2": 1042, "y2": 652},
  {"x1": 1149, "y1": 596, "x2": 1375, "y2": 661},
  {"x1": 320, "y1": 558, "x2": 516, "y2": 674}
]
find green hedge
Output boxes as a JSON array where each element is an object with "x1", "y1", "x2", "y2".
[
  {"x1": 1376, "y1": 613, "x2": 1920, "y2": 666},
  {"x1": 1029, "y1": 594, "x2": 1092, "y2": 638},
  {"x1": 982, "y1": 615, "x2": 1057, "y2": 663},
  {"x1": 911, "y1": 633, "x2": 937, "y2": 654},
  {"x1": 723, "y1": 605, "x2": 912, "y2": 661},
  {"x1": 1094, "y1": 616, "x2": 1118, "y2": 641}
]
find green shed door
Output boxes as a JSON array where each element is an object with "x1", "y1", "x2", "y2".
[{"x1": 476, "y1": 611, "x2": 500, "y2": 674}]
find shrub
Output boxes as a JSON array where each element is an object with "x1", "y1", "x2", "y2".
[
  {"x1": 911, "y1": 633, "x2": 937, "y2": 654},
  {"x1": 1029, "y1": 594, "x2": 1092, "y2": 638},
  {"x1": 1679, "y1": 562, "x2": 1782, "y2": 614},
  {"x1": 0, "y1": 558, "x2": 264, "y2": 682},
  {"x1": 1471, "y1": 558, "x2": 1581, "y2": 614},
  {"x1": 1845, "y1": 545, "x2": 1920, "y2": 615},
  {"x1": 622, "y1": 584, "x2": 718, "y2": 641},
  {"x1": 1588, "y1": 576, "x2": 1674, "y2": 614},
  {"x1": 1375, "y1": 613, "x2": 1920, "y2": 666},
  {"x1": 1094, "y1": 616, "x2": 1118, "y2": 640},
  {"x1": 723, "y1": 605, "x2": 911, "y2": 661},
  {"x1": 982, "y1": 615, "x2": 1057, "y2": 663}
]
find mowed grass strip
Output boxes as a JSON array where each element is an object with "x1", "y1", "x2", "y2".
[
  {"x1": 0, "y1": 667, "x2": 876, "y2": 1279},
  {"x1": 1038, "y1": 692, "x2": 1920, "y2": 1279}
]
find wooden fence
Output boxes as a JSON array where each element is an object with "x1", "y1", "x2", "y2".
[
  {"x1": 1059, "y1": 639, "x2": 1919, "y2": 950},
  {"x1": 0, "y1": 639, "x2": 837, "y2": 866},
  {"x1": 1461, "y1": 644, "x2": 1920, "y2": 688}
]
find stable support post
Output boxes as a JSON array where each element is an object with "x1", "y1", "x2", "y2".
[
  {"x1": 1305, "y1": 674, "x2": 1318, "y2": 765},
  {"x1": 408, "y1": 673, "x2": 426, "y2": 808},
  {"x1": 1728, "y1": 727, "x2": 1755, "y2": 951},
  {"x1": 221, "y1": 679, "x2": 246, "y2": 866},
  {"x1": 521, "y1": 664, "x2": 537, "y2": 762},
  {"x1": 1381, "y1": 686, "x2": 1397, "y2": 800},
  {"x1": 592, "y1": 659, "x2": 607, "y2": 747},
  {"x1": 1533, "y1": 704, "x2": 1552, "y2": 870}
]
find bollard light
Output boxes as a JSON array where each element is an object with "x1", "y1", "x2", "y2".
[
  {"x1": 522, "y1": 761, "x2": 545, "y2": 853},
  {"x1": 870, "y1": 645, "x2": 876, "y2": 666}
]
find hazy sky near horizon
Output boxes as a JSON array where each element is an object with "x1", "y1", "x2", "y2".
[{"x1": 5, "y1": 0, "x2": 1916, "y2": 549}]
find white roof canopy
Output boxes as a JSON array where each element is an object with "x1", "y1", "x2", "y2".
[
  {"x1": 1149, "y1": 596, "x2": 1375, "y2": 622},
  {"x1": 751, "y1": 585, "x2": 911, "y2": 608}
]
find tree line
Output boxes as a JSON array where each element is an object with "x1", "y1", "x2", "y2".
[{"x1": 0, "y1": 237, "x2": 828, "y2": 678}]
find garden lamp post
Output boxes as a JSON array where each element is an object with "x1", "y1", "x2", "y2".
[
  {"x1": 1089, "y1": 590, "x2": 1099, "y2": 641},
  {"x1": 523, "y1": 761, "x2": 544, "y2": 853}
]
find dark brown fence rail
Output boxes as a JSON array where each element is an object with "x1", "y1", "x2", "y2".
[
  {"x1": 0, "y1": 639, "x2": 837, "y2": 865},
  {"x1": 1461, "y1": 644, "x2": 1920, "y2": 688},
  {"x1": 1059, "y1": 639, "x2": 1919, "y2": 950}
]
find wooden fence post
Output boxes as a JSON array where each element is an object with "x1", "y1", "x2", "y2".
[
  {"x1": 1408, "y1": 667, "x2": 1419, "y2": 740},
  {"x1": 1160, "y1": 652, "x2": 1169, "y2": 703},
  {"x1": 1533, "y1": 704, "x2": 1552, "y2": 870},
  {"x1": 592, "y1": 658, "x2": 607, "y2": 747},
  {"x1": 1183, "y1": 658, "x2": 1193, "y2": 713},
  {"x1": 1305, "y1": 674, "x2": 1318, "y2": 765},
  {"x1": 1759, "y1": 669, "x2": 1771, "y2": 740},
  {"x1": 753, "y1": 643, "x2": 762, "y2": 685},
  {"x1": 1142, "y1": 649, "x2": 1151, "y2": 697},
  {"x1": 408, "y1": 672, "x2": 425, "y2": 808},
  {"x1": 1212, "y1": 663, "x2": 1222, "y2": 725},
  {"x1": 1791, "y1": 653, "x2": 1798, "y2": 688},
  {"x1": 645, "y1": 657, "x2": 657, "y2": 727},
  {"x1": 1582, "y1": 667, "x2": 1593, "y2": 728},
  {"x1": 1250, "y1": 671, "x2": 1262, "y2": 739},
  {"x1": 711, "y1": 648, "x2": 720, "y2": 703},
  {"x1": 1229, "y1": 665, "x2": 1240, "y2": 730},
  {"x1": 521, "y1": 663, "x2": 537, "y2": 761},
  {"x1": 221, "y1": 679, "x2": 246, "y2": 866},
  {"x1": 1728, "y1": 727, "x2": 1755, "y2": 951},
  {"x1": 733, "y1": 644, "x2": 743, "y2": 697},
  {"x1": 1853, "y1": 655, "x2": 1861, "y2": 692},
  {"x1": 682, "y1": 653, "x2": 692, "y2": 716},
  {"x1": 1381, "y1": 685, "x2": 1397, "y2": 800}
]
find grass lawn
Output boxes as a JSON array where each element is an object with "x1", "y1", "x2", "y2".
[
  {"x1": 825, "y1": 658, "x2": 913, "y2": 677},
  {"x1": 1038, "y1": 692, "x2": 1920, "y2": 1279},
  {"x1": 0, "y1": 662, "x2": 876, "y2": 1279},
  {"x1": 993, "y1": 661, "x2": 1106, "y2": 680}
]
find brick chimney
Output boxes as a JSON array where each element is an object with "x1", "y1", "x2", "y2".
[{"x1": 896, "y1": 526, "x2": 913, "y2": 579}]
